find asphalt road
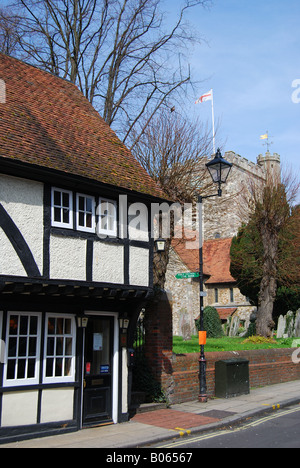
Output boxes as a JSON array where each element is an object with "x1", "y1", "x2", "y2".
[{"x1": 154, "y1": 405, "x2": 300, "y2": 449}]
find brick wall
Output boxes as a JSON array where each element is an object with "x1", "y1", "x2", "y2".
[
  {"x1": 145, "y1": 292, "x2": 300, "y2": 405},
  {"x1": 166, "y1": 348, "x2": 300, "y2": 404}
]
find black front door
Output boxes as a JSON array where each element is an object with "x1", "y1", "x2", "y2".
[{"x1": 83, "y1": 316, "x2": 113, "y2": 426}]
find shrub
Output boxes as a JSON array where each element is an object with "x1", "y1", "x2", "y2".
[
  {"x1": 245, "y1": 321, "x2": 256, "y2": 337},
  {"x1": 195, "y1": 306, "x2": 224, "y2": 338},
  {"x1": 242, "y1": 336, "x2": 276, "y2": 345}
]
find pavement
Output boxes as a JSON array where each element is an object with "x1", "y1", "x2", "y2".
[{"x1": 1, "y1": 380, "x2": 300, "y2": 449}]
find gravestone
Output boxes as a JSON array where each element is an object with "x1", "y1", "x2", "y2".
[
  {"x1": 229, "y1": 316, "x2": 240, "y2": 337},
  {"x1": 276, "y1": 315, "x2": 286, "y2": 339},
  {"x1": 286, "y1": 311, "x2": 295, "y2": 337},
  {"x1": 293, "y1": 309, "x2": 300, "y2": 337}
]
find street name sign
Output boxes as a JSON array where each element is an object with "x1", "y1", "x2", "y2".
[{"x1": 175, "y1": 272, "x2": 200, "y2": 279}]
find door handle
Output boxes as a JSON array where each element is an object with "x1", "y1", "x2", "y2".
[{"x1": 83, "y1": 379, "x2": 86, "y2": 389}]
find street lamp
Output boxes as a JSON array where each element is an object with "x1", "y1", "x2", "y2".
[
  {"x1": 154, "y1": 238, "x2": 167, "y2": 252},
  {"x1": 206, "y1": 148, "x2": 232, "y2": 194},
  {"x1": 198, "y1": 148, "x2": 232, "y2": 403}
]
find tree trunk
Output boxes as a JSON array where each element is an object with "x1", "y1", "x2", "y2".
[
  {"x1": 256, "y1": 276, "x2": 276, "y2": 337},
  {"x1": 256, "y1": 231, "x2": 278, "y2": 337}
]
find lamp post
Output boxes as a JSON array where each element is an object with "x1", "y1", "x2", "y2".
[{"x1": 198, "y1": 148, "x2": 232, "y2": 403}]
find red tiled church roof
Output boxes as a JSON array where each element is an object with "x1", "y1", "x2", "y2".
[
  {"x1": 216, "y1": 308, "x2": 237, "y2": 320},
  {"x1": 0, "y1": 54, "x2": 165, "y2": 199},
  {"x1": 172, "y1": 236, "x2": 235, "y2": 284}
]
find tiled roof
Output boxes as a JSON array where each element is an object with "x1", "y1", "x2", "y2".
[
  {"x1": 0, "y1": 54, "x2": 165, "y2": 199},
  {"x1": 216, "y1": 308, "x2": 237, "y2": 320},
  {"x1": 172, "y1": 236, "x2": 235, "y2": 284}
]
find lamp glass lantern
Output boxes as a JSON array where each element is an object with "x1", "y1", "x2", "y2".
[
  {"x1": 77, "y1": 316, "x2": 89, "y2": 328},
  {"x1": 119, "y1": 318, "x2": 130, "y2": 330},
  {"x1": 155, "y1": 238, "x2": 166, "y2": 252},
  {"x1": 206, "y1": 148, "x2": 232, "y2": 185}
]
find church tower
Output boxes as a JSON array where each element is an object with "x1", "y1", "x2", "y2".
[{"x1": 257, "y1": 151, "x2": 281, "y2": 180}]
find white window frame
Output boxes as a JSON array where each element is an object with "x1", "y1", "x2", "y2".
[
  {"x1": 43, "y1": 314, "x2": 76, "y2": 384},
  {"x1": 3, "y1": 312, "x2": 42, "y2": 387},
  {"x1": 76, "y1": 193, "x2": 96, "y2": 233},
  {"x1": 97, "y1": 198, "x2": 118, "y2": 238},
  {"x1": 51, "y1": 187, "x2": 73, "y2": 229}
]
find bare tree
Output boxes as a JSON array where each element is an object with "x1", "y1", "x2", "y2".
[
  {"x1": 6, "y1": 0, "x2": 210, "y2": 142},
  {"x1": 132, "y1": 109, "x2": 214, "y2": 203},
  {"x1": 132, "y1": 108, "x2": 216, "y2": 288},
  {"x1": 240, "y1": 168, "x2": 299, "y2": 337},
  {"x1": 0, "y1": 8, "x2": 20, "y2": 54}
]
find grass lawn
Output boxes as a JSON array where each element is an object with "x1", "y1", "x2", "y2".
[{"x1": 173, "y1": 335, "x2": 296, "y2": 354}]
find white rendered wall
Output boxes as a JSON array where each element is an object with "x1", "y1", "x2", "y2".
[
  {"x1": 93, "y1": 242, "x2": 124, "y2": 284},
  {"x1": 50, "y1": 235, "x2": 87, "y2": 281},
  {"x1": 129, "y1": 247, "x2": 149, "y2": 287},
  {"x1": 1, "y1": 391, "x2": 39, "y2": 427},
  {"x1": 0, "y1": 174, "x2": 43, "y2": 275}
]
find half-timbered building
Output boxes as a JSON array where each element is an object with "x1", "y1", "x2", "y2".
[{"x1": 0, "y1": 54, "x2": 166, "y2": 442}]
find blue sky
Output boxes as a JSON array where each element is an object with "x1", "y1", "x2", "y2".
[{"x1": 164, "y1": 0, "x2": 300, "y2": 179}]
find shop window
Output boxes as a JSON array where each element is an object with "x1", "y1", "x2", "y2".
[
  {"x1": 3, "y1": 312, "x2": 41, "y2": 387},
  {"x1": 51, "y1": 188, "x2": 73, "y2": 229},
  {"x1": 43, "y1": 314, "x2": 76, "y2": 383},
  {"x1": 76, "y1": 193, "x2": 96, "y2": 233}
]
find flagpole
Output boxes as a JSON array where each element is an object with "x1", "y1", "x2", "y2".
[{"x1": 211, "y1": 90, "x2": 216, "y2": 155}]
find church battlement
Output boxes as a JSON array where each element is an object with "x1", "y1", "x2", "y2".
[{"x1": 224, "y1": 150, "x2": 280, "y2": 180}]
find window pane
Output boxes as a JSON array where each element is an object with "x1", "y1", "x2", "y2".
[
  {"x1": 7, "y1": 360, "x2": 16, "y2": 380},
  {"x1": 56, "y1": 318, "x2": 64, "y2": 335},
  {"x1": 56, "y1": 337, "x2": 64, "y2": 356},
  {"x1": 65, "y1": 319, "x2": 71, "y2": 335},
  {"x1": 55, "y1": 358, "x2": 63, "y2": 377},
  {"x1": 46, "y1": 358, "x2": 54, "y2": 377},
  {"x1": 54, "y1": 191, "x2": 61, "y2": 206},
  {"x1": 54, "y1": 207, "x2": 61, "y2": 222},
  {"x1": 86, "y1": 213, "x2": 92, "y2": 228},
  {"x1": 79, "y1": 211, "x2": 85, "y2": 226},
  {"x1": 17, "y1": 359, "x2": 26, "y2": 379},
  {"x1": 9, "y1": 316, "x2": 18, "y2": 335},
  {"x1": 8, "y1": 337, "x2": 17, "y2": 357},
  {"x1": 63, "y1": 208, "x2": 70, "y2": 224},
  {"x1": 30, "y1": 316, "x2": 38, "y2": 335},
  {"x1": 48, "y1": 318, "x2": 55, "y2": 335},
  {"x1": 79, "y1": 196, "x2": 85, "y2": 211},
  {"x1": 27, "y1": 359, "x2": 36, "y2": 379},
  {"x1": 20, "y1": 316, "x2": 28, "y2": 335},
  {"x1": 86, "y1": 198, "x2": 93, "y2": 213},
  {"x1": 18, "y1": 337, "x2": 27, "y2": 357},
  {"x1": 65, "y1": 338, "x2": 73, "y2": 356},
  {"x1": 29, "y1": 337, "x2": 37, "y2": 356},
  {"x1": 62, "y1": 192, "x2": 70, "y2": 208},
  {"x1": 64, "y1": 358, "x2": 72, "y2": 377},
  {"x1": 47, "y1": 337, "x2": 55, "y2": 356}
]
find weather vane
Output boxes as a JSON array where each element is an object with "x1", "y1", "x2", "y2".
[{"x1": 260, "y1": 131, "x2": 273, "y2": 152}]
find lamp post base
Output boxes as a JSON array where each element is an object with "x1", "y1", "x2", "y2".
[
  {"x1": 198, "y1": 395, "x2": 208, "y2": 403},
  {"x1": 198, "y1": 350, "x2": 207, "y2": 403}
]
